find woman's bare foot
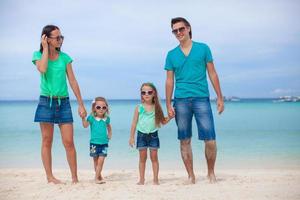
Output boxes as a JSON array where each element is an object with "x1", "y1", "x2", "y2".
[
  {"x1": 137, "y1": 179, "x2": 145, "y2": 185},
  {"x1": 47, "y1": 177, "x2": 63, "y2": 184},
  {"x1": 207, "y1": 173, "x2": 217, "y2": 183}
]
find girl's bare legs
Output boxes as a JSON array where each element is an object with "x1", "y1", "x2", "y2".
[
  {"x1": 59, "y1": 123, "x2": 78, "y2": 183},
  {"x1": 95, "y1": 156, "x2": 105, "y2": 183},
  {"x1": 138, "y1": 149, "x2": 147, "y2": 185},
  {"x1": 40, "y1": 123, "x2": 62, "y2": 184},
  {"x1": 93, "y1": 157, "x2": 102, "y2": 180},
  {"x1": 150, "y1": 149, "x2": 159, "y2": 185}
]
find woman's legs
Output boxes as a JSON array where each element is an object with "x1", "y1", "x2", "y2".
[
  {"x1": 138, "y1": 149, "x2": 147, "y2": 185},
  {"x1": 150, "y1": 149, "x2": 159, "y2": 185},
  {"x1": 40, "y1": 122, "x2": 61, "y2": 184},
  {"x1": 59, "y1": 123, "x2": 78, "y2": 183}
]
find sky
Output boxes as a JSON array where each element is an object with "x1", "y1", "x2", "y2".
[{"x1": 0, "y1": 0, "x2": 300, "y2": 100}]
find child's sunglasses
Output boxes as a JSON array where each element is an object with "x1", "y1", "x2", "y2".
[
  {"x1": 141, "y1": 90, "x2": 154, "y2": 96},
  {"x1": 95, "y1": 106, "x2": 107, "y2": 110}
]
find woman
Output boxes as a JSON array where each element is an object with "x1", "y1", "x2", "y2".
[{"x1": 32, "y1": 25, "x2": 87, "y2": 184}]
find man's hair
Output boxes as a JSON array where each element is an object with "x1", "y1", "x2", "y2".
[{"x1": 171, "y1": 17, "x2": 192, "y2": 38}]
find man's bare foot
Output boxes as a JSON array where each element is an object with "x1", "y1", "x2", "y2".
[
  {"x1": 207, "y1": 173, "x2": 217, "y2": 183},
  {"x1": 137, "y1": 179, "x2": 145, "y2": 185},
  {"x1": 189, "y1": 175, "x2": 196, "y2": 184},
  {"x1": 95, "y1": 179, "x2": 105, "y2": 184},
  {"x1": 47, "y1": 177, "x2": 63, "y2": 184}
]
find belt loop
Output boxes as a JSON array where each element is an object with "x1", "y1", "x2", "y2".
[
  {"x1": 58, "y1": 97, "x2": 61, "y2": 107},
  {"x1": 49, "y1": 95, "x2": 53, "y2": 108}
]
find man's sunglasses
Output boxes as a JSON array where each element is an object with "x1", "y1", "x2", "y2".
[
  {"x1": 49, "y1": 35, "x2": 64, "y2": 41},
  {"x1": 141, "y1": 90, "x2": 154, "y2": 96},
  {"x1": 172, "y1": 27, "x2": 186, "y2": 35},
  {"x1": 95, "y1": 105, "x2": 107, "y2": 110}
]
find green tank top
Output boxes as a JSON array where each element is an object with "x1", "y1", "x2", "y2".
[{"x1": 136, "y1": 104, "x2": 157, "y2": 134}]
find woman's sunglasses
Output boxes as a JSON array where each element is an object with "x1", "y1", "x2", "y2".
[
  {"x1": 141, "y1": 90, "x2": 154, "y2": 96},
  {"x1": 95, "y1": 105, "x2": 107, "y2": 110},
  {"x1": 49, "y1": 35, "x2": 64, "y2": 41}
]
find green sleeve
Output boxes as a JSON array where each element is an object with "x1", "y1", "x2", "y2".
[{"x1": 32, "y1": 51, "x2": 42, "y2": 65}]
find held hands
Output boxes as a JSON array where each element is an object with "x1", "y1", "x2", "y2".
[
  {"x1": 129, "y1": 137, "x2": 135, "y2": 148},
  {"x1": 41, "y1": 34, "x2": 49, "y2": 50},
  {"x1": 167, "y1": 105, "x2": 175, "y2": 118},
  {"x1": 217, "y1": 98, "x2": 224, "y2": 114},
  {"x1": 78, "y1": 105, "x2": 87, "y2": 118}
]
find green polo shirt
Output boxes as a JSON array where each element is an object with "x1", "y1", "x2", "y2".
[
  {"x1": 87, "y1": 115, "x2": 110, "y2": 144},
  {"x1": 32, "y1": 51, "x2": 72, "y2": 97},
  {"x1": 164, "y1": 41, "x2": 213, "y2": 98}
]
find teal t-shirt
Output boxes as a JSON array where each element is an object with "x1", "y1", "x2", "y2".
[
  {"x1": 164, "y1": 41, "x2": 213, "y2": 98},
  {"x1": 32, "y1": 51, "x2": 73, "y2": 97},
  {"x1": 87, "y1": 115, "x2": 110, "y2": 144},
  {"x1": 136, "y1": 104, "x2": 157, "y2": 134}
]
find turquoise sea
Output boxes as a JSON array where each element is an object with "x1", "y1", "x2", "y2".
[{"x1": 0, "y1": 99, "x2": 299, "y2": 170}]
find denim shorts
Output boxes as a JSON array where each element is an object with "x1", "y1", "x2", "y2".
[
  {"x1": 173, "y1": 97, "x2": 216, "y2": 141},
  {"x1": 90, "y1": 143, "x2": 108, "y2": 157},
  {"x1": 136, "y1": 131, "x2": 160, "y2": 150},
  {"x1": 34, "y1": 96, "x2": 73, "y2": 124}
]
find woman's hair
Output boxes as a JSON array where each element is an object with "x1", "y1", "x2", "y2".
[
  {"x1": 140, "y1": 82, "x2": 165, "y2": 127},
  {"x1": 39, "y1": 25, "x2": 60, "y2": 53},
  {"x1": 171, "y1": 17, "x2": 192, "y2": 39},
  {"x1": 91, "y1": 97, "x2": 109, "y2": 117}
]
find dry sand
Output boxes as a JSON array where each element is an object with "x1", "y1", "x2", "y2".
[{"x1": 1, "y1": 168, "x2": 300, "y2": 200}]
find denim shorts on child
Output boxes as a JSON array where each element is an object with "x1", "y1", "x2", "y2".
[
  {"x1": 136, "y1": 130, "x2": 160, "y2": 150},
  {"x1": 90, "y1": 143, "x2": 108, "y2": 157},
  {"x1": 34, "y1": 95, "x2": 73, "y2": 124},
  {"x1": 173, "y1": 97, "x2": 216, "y2": 141}
]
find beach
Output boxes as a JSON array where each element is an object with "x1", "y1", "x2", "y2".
[
  {"x1": 1, "y1": 100, "x2": 300, "y2": 199},
  {"x1": 1, "y1": 168, "x2": 300, "y2": 200}
]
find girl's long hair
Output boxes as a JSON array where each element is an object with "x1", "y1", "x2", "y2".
[
  {"x1": 140, "y1": 83, "x2": 165, "y2": 127},
  {"x1": 91, "y1": 97, "x2": 109, "y2": 117}
]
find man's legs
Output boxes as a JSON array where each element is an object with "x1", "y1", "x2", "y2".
[
  {"x1": 180, "y1": 139, "x2": 195, "y2": 184},
  {"x1": 193, "y1": 98, "x2": 217, "y2": 183},
  {"x1": 174, "y1": 98, "x2": 195, "y2": 184},
  {"x1": 205, "y1": 140, "x2": 217, "y2": 183}
]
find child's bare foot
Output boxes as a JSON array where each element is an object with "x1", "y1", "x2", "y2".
[
  {"x1": 207, "y1": 173, "x2": 217, "y2": 183},
  {"x1": 72, "y1": 178, "x2": 79, "y2": 184},
  {"x1": 137, "y1": 179, "x2": 145, "y2": 185},
  {"x1": 47, "y1": 177, "x2": 63, "y2": 184},
  {"x1": 153, "y1": 180, "x2": 160, "y2": 185}
]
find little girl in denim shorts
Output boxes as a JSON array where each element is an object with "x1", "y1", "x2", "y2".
[
  {"x1": 82, "y1": 97, "x2": 112, "y2": 184},
  {"x1": 129, "y1": 83, "x2": 172, "y2": 185}
]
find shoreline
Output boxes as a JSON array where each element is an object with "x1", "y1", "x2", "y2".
[{"x1": 1, "y1": 168, "x2": 300, "y2": 200}]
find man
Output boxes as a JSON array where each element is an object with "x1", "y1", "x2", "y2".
[{"x1": 165, "y1": 17, "x2": 224, "y2": 183}]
